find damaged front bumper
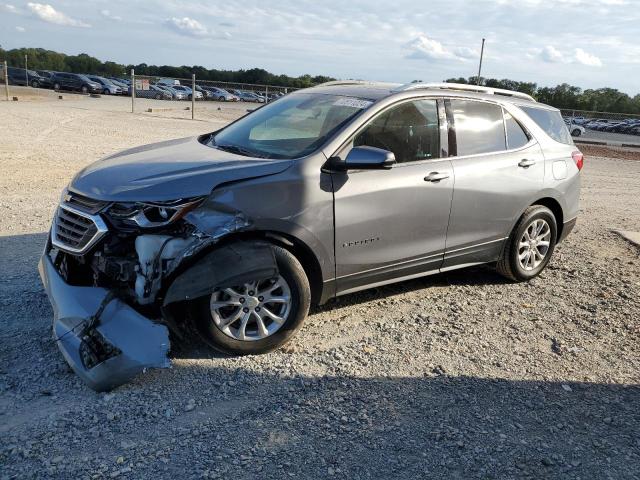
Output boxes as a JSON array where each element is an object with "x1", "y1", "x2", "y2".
[{"x1": 39, "y1": 253, "x2": 170, "y2": 392}]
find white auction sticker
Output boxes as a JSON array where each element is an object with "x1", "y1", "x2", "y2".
[{"x1": 333, "y1": 97, "x2": 373, "y2": 109}]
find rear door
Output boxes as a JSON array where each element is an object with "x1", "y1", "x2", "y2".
[
  {"x1": 332, "y1": 98, "x2": 454, "y2": 294},
  {"x1": 442, "y1": 99, "x2": 545, "y2": 268}
]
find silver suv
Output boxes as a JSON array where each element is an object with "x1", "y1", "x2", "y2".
[{"x1": 40, "y1": 82, "x2": 582, "y2": 390}]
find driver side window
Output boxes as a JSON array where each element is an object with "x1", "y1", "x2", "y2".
[{"x1": 353, "y1": 99, "x2": 440, "y2": 163}]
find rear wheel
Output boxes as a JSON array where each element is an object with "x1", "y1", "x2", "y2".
[
  {"x1": 218, "y1": 96, "x2": 225, "y2": 102},
  {"x1": 31, "y1": 80, "x2": 39, "y2": 88},
  {"x1": 572, "y1": 128, "x2": 582, "y2": 137},
  {"x1": 53, "y1": 82, "x2": 60, "y2": 90},
  {"x1": 81, "y1": 85, "x2": 88, "y2": 94},
  {"x1": 497, "y1": 205, "x2": 557, "y2": 282},
  {"x1": 192, "y1": 244, "x2": 310, "y2": 354}
]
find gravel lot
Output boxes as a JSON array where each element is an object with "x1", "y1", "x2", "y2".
[{"x1": 1, "y1": 97, "x2": 639, "y2": 479}]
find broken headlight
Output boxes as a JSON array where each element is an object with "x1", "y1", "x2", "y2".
[{"x1": 106, "y1": 197, "x2": 204, "y2": 228}]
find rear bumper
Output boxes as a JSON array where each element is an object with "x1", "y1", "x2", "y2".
[{"x1": 39, "y1": 253, "x2": 170, "y2": 392}]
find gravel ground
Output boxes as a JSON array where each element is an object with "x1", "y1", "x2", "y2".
[{"x1": 1, "y1": 98, "x2": 639, "y2": 480}]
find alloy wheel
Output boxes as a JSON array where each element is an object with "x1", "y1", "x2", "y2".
[
  {"x1": 518, "y1": 219, "x2": 551, "y2": 271},
  {"x1": 210, "y1": 276, "x2": 292, "y2": 341}
]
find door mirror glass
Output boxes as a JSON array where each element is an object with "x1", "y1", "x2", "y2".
[{"x1": 344, "y1": 146, "x2": 396, "y2": 170}]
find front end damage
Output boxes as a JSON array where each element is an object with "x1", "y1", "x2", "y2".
[{"x1": 40, "y1": 191, "x2": 277, "y2": 391}]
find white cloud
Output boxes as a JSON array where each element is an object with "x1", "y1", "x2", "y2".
[
  {"x1": 3, "y1": 3, "x2": 17, "y2": 12},
  {"x1": 538, "y1": 45, "x2": 602, "y2": 67},
  {"x1": 166, "y1": 17, "x2": 209, "y2": 37},
  {"x1": 100, "y1": 9, "x2": 122, "y2": 21},
  {"x1": 406, "y1": 35, "x2": 475, "y2": 62},
  {"x1": 27, "y1": 3, "x2": 90, "y2": 27},
  {"x1": 15, "y1": 25, "x2": 25, "y2": 32},
  {"x1": 574, "y1": 48, "x2": 603, "y2": 67},
  {"x1": 540, "y1": 45, "x2": 566, "y2": 63}
]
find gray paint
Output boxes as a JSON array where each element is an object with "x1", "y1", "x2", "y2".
[{"x1": 39, "y1": 255, "x2": 170, "y2": 392}]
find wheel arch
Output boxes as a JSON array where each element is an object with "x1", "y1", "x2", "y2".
[
  {"x1": 215, "y1": 230, "x2": 326, "y2": 306},
  {"x1": 529, "y1": 197, "x2": 564, "y2": 239}
]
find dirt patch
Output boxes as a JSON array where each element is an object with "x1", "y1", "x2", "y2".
[{"x1": 579, "y1": 144, "x2": 640, "y2": 161}]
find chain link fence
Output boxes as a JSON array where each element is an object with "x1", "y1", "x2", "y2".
[{"x1": 561, "y1": 108, "x2": 640, "y2": 146}]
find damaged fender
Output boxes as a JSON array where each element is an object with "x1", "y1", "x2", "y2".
[
  {"x1": 39, "y1": 255, "x2": 170, "y2": 392},
  {"x1": 163, "y1": 242, "x2": 278, "y2": 306}
]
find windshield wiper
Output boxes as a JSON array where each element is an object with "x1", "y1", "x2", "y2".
[{"x1": 215, "y1": 143, "x2": 269, "y2": 158}]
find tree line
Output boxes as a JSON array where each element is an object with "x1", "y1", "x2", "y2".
[
  {"x1": 0, "y1": 47, "x2": 335, "y2": 89},
  {"x1": 444, "y1": 77, "x2": 640, "y2": 114},
  {"x1": 2, "y1": 46, "x2": 639, "y2": 113}
]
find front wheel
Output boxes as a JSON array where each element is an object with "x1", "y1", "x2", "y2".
[
  {"x1": 572, "y1": 129, "x2": 582, "y2": 137},
  {"x1": 53, "y1": 82, "x2": 60, "y2": 90},
  {"x1": 31, "y1": 80, "x2": 39, "y2": 88},
  {"x1": 81, "y1": 85, "x2": 88, "y2": 94},
  {"x1": 191, "y1": 244, "x2": 310, "y2": 354},
  {"x1": 497, "y1": 205, "x2": 557, "y2": 282}
]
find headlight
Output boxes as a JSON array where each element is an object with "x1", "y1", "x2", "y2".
[{"x1": 107, "y1": 197, "x2": 204, "y2": 228}]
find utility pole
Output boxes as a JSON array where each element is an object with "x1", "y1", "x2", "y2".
[
  {"x1": 131, "y1": 69, "x2": 135, "y2": 113},
  {"x1": 4, "y1": 61, "x2": 9, "y2": 100},
  {"x1": 25, "y1": 54, "x2": 29, "y2": 87},
  {"x1": 476, "y1": 38, "x2": 485, "y2": 86}
]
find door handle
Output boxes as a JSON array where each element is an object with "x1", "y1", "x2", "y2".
[
  {"x1": 424, "y1": 172, "x2": 450, "y2": 182},
  {"x1": 518, "y1": 159, "x2": 536, "y2": 168}
]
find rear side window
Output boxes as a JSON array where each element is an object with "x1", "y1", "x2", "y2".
[
  {"x1": 450, "y1": 100, "x2": 506, "y2": 156},
  {"x1": 504, "y1": 111, "x2": 530, "y2": 149},
  {"x1": 520, "y1": 106, "x2": 572, "y2": 144}
]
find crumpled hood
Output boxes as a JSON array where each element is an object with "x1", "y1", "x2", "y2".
[{"x1": 69, "y1": 136, "x2": 293, "y2": 202}]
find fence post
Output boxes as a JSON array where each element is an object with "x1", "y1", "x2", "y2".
[
  {"x1": 3, "y1": 61, "x2": 9, "y2": 101},
  {"x1": 192, "y1": 73, "x2": 195, "y2": 120},
  {"x1": 265, "y1": 85, "x2": 269, "y2": 104},
  {"x1": 131, "y1": 69, "x2": 135, "y2": 113}
]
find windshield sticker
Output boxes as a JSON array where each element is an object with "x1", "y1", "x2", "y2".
[{"x1": 334, "y1": 97, "x2": 373, "y2": 109}]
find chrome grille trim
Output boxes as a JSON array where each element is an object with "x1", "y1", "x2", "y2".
[{"x1": 51, "y1": 204, "x2": 108, "y2": 255}]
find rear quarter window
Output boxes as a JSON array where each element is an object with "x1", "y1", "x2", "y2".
[{"x1": 520, "y1": 106, "x2": 573, "y2": 145}]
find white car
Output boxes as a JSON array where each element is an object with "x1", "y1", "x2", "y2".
[{"x1": 565, "y1": 119, "x2": 585, "y2": 137}]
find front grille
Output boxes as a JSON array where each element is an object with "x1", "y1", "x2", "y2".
[
  {"x1": 64, "y1": 191, "x2": 109, "y2": 214},
  {"x1": 52, "y1": 204, "x2": 108, "y2": 254}
]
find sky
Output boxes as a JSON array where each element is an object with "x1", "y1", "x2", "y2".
[{"x1": 1, "y1": 0, "x2": 639, "y2": 95}]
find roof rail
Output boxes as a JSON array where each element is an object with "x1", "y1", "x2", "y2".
[
  {"x1": 315, "y1": 80, "x2": 382, "y2": 87},
  {"x1": 393, "y1": 82, "x2": 536, "y2": 102}
]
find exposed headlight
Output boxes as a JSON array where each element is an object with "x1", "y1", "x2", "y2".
[{"x1": 107, "y1": 197, "x2": 204, "y2": 228}]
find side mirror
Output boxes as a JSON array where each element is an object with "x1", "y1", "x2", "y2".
[{"x1": 343, "y1": 146, "x2": 396, "y2": 170}]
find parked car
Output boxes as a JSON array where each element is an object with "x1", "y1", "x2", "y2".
[
  {"x1": 6, "y1": 67, "x2": 51, "y2": 88},
  {"x1": 195, "y1": 85, "x2": 215, "y2": 100},
  {"x1": 154, "y1": 84, "x2": 186, "y2": 100},
  {"x1": 231, "y1": 89, "x2": 265, "y2": 102},
  {"x1": 171, "y1": 85, "x2": 203, "y2": 100},
  {"x1": 40, "y1": 81, "x2": 582, "y2": 391},
  {"x1": 50, "y1": 72, "x2": 102, "y2": 93},
  {"x1": 86, "y1": 75, "x2": 123, "y2": 95},
  {"x1": 157, "y1": 78, "x2": 181, "y2": 86},
  {"x1": 202, "y1": 86, "x2": 238, "y2": 101},
  {"x1": 564, "y1": 118, "x2": 585, "y2": 137},
  {"x1": 133, "y1": 85, "x2": 173, "y2": 100}
]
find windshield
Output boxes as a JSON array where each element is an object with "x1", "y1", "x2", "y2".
[{"x1": 210, "y1": 93, "x2": 372, "y2": 159}]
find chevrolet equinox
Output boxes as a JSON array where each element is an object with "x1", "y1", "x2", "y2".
[{"x1": 39, "y1": 82, "x2": 582, "y2": 390}]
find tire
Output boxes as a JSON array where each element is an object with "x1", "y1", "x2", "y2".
[
  {"x1": 155, "y1": 94, "x2": 162, "y2": 100},
  {"x1": 31, "y1": 80, "x2": 39, "y2": 88},
  {"x1": 191, "y1": 243, "x2": 310, "y2": 355},
  {"x1": 53, "y1": 83, "x2": 60, "y2": 91},
  {"x1": 218, "y1": 96, "x2": 225, "y2": 102},
  {"x1": 81, "y1": 85, "x2": 88, "y2": 94},
  {"x1": 103, "y1": 88, "x2": 110, "y2": 95},
  {"x1": 497, "y1": 205, "x2": 557, "y2": 282},
  {"x1": 572, "y1": 129, "x2": 582, "y2": 137}
]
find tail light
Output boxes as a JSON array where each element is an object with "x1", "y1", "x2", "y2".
[{"x1": 572, "y1": 151, "x2": 584, "y2": 171}]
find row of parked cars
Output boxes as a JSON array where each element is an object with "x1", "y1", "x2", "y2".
[
  {"x1": 565, "y1": 115, "x2": 640, "y2": 136},
  {"x1": 4, "y1": 66, "x2": 284, "y2": 103}
]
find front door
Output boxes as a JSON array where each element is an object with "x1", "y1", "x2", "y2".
[{"x1": 332, "y1": 98, "x2": 454, "y2": 295}]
